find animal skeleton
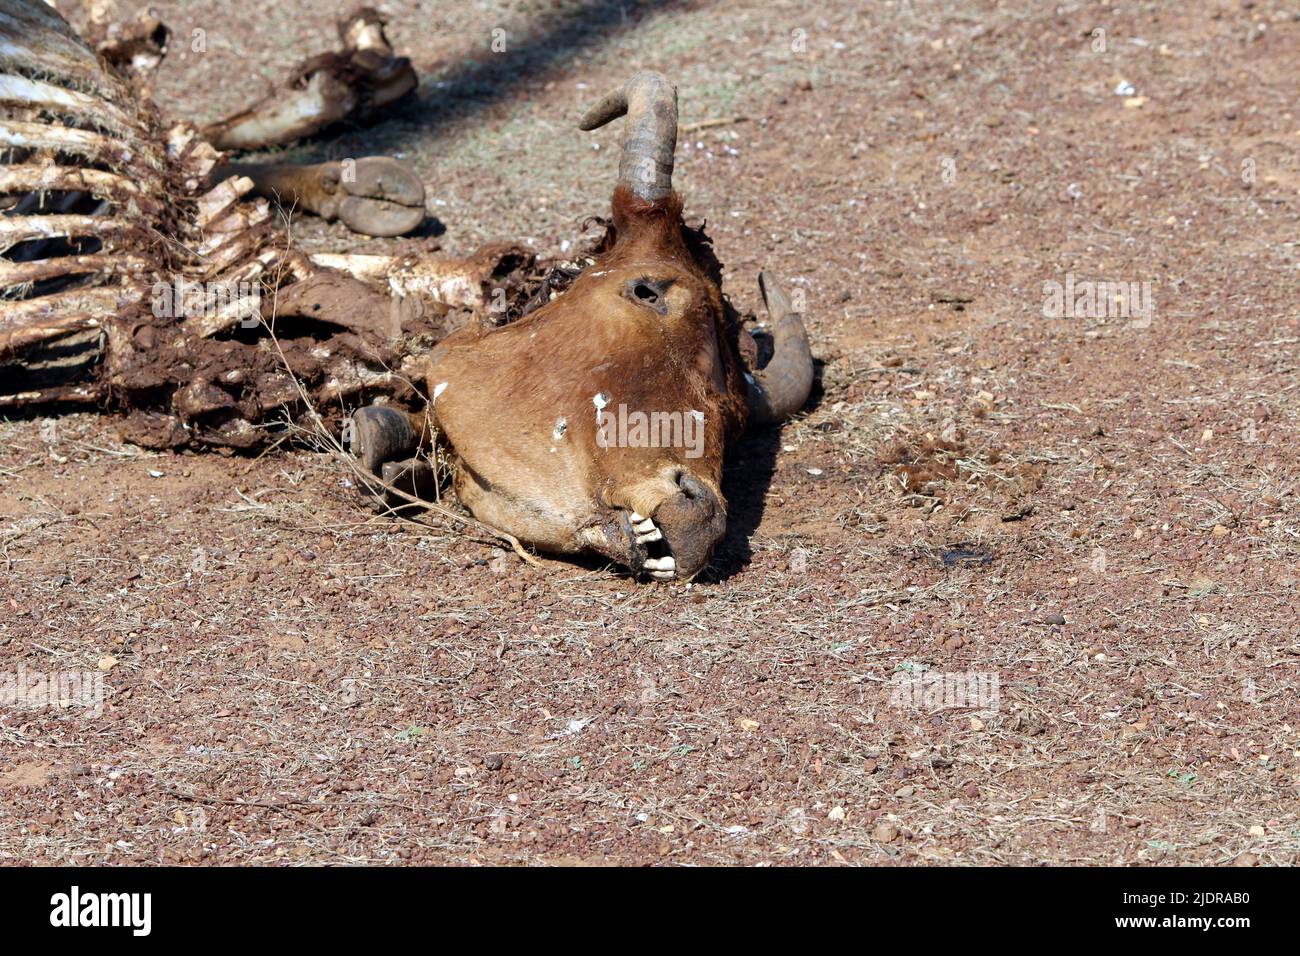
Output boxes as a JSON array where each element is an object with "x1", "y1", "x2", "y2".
[{"x1": 1, "y1": 0, "x2": 814, "y2": 580}]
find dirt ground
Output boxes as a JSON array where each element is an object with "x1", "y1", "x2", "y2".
[{"x1": 2, "y1": 0, "x2": 1298, "y2": 865}]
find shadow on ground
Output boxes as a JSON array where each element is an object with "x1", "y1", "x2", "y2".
[
  {"x1": 275, "y1": 0, "x2": 686, "y2": 163},
  {"x1": 711, "y1": 359, "x2": 826, "y2": 581}
]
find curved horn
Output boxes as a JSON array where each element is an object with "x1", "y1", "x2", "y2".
[
  {"x1": 578, "y1": 72, "x2": 677, "y2": 202},
  {"x1": 746, "y1": 272, "x2": 815, "y2": 426}
]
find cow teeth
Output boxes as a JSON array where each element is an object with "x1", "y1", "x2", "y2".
[
  {"x1": 644, "y1": 556, "x2": 675, "y2": 572},
  {"x1": 636, "y1": 528, "x2": 663, "y2": 544},
  {"x1": 633, "y1": 518, "x2": 655, "y2": 534},
  {"x1": 649, "y1": 570, "x2": 675, "y2": 580},
  {"x1": 629, "y1": 511, "x2": 645, "y2": 523}
]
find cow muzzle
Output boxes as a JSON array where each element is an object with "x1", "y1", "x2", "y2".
[{"x1": 622, "y1": 471, "x2": 725, "y2": 581}]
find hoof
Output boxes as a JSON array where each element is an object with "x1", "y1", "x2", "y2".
[
  {"x1": 328, "y1": 157, "x2": 425, "y2": 237},
  {"x1": 362, "y1": 458, "x2": 437, "y2": 513},
  {"x1": 380, "y1": 457, "x2": 438, "y2": 502},
  {"x1": 349, "y1": 405, "x2": 415, "y2": 475}
]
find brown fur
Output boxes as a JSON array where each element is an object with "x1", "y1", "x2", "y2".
[{"x1": 419, "y1": 185, "x2": 750, "y2": 577}]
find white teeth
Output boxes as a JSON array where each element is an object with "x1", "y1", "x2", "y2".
[
  {"x1": 649, "y1": 570, "x2": 675, "y2": 579},
  {"x1": 630, "y1": 512, "x2": 663, "y2": 547},
  {"x1": 644, "y1": 556, "x2": 675, "y2": 572}
]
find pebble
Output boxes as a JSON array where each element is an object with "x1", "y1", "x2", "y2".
[
  {"x1": 484, "y1": 754, "x2": 504, "y2": 772},
  {"x1": 874, "y1": 820, "x2": 899, "y2": 843},
  {"x1": 1042, "y1": 612, "x2": 1066, "y2": 626}
]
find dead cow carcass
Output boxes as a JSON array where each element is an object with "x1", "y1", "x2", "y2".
[
  {"x1": 351, "y1": 74, "x2": 814, "y2": 580},
  {"x1": 2, "y1": 2, "x2": 814, "y2": 580}
]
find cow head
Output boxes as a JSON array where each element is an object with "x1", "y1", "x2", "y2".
[{"x1": 352, "y1": 73, "x2": 813, "y2": 579}]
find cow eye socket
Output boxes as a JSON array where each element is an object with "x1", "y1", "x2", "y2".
[{"x1": 626, "y1": 278, "x2": 671, "y2": 313}]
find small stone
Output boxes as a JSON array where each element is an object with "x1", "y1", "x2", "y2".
[
  {"x1": 895, "y1": 785, "x2": 915, "y2": 798},
  {"x1": 969, "y1": 716, "x2": 985, "y2": 731},
  {"x1": 1248, "y1": 824, "x2": 1265, "y2": 837},
  {"x1": 1232, "y1": 852, "x2": 1258, "y2": 867},
  {"x1": 963, "y1": 783, "x2": 980, "y2": 799},
  {"x1": 874, "y1": 820, "x2": 899, "y2": 843},
  {"x1": 97, "y1": 655, "x2": 118, "y2": 671},
  {"x1": 1042, "y1": 612, "x2": 1066, "y2": 626},
  {"x1": 827, "y1": 806, "x2": 846, "y2": 822},
  {"x1": 1212, "y1": 524, "x2": 1230, "y2": 537},
  {"x1": 484, "y1": 754, "x2": 504, "y2": 772}
]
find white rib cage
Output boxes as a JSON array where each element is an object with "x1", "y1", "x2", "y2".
[
  {"x1": 0, "y1": 0, "x2": 270, "y2": 406},
  {"x1": 0, "y1": 0, "x2": 515, "y2": 443}
]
